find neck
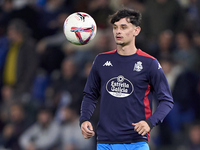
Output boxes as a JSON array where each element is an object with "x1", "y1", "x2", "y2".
[{"x1": 117, "y1": 42, "x2": 137, "y2": 56}]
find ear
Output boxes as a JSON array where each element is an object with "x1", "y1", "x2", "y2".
[{"x1": 133, "y1": 26, "x2": 141, "y2": 37}]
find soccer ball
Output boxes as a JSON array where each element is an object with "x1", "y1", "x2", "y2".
[{"x1": 63, "y1": 12, "x2": 97, "y2": 45}]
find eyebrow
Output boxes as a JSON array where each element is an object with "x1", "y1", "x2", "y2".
[
  {"x1": 121, "y1": 24, "x2": 128, "y2": 27},
  {"x1": 113, "y1": 24, "x2": 128, "y2": 26}
]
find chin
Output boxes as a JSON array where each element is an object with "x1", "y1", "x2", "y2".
[{"x1": 116, "y1": 42, "x2": 124, "y2": 45}]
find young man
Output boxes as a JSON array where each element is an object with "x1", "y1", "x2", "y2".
[{"x1": 80, "y1": 8, "x2": 174, "y2": 150}]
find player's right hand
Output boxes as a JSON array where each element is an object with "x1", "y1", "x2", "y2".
[{"x1": 81, "y1": 121, "x2": 95, "y2": 139}]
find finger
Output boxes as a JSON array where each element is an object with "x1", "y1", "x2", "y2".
[
  {"x1": 82, "y1": 130, "x2": 93, "y2": 139},
  {"x1": 86, "y1": 124, "x2": 95, "y2": 136},
  {"x1": 84, "y1": 134, "x2": 91, "y2": 139},
  {"x1": 132, "y1": 123, "x2": 136, "y2": 126},
  {"x1": 134, "y1": 124, "x2": 142, "y2": 132},
  {"x1": 82, "y1": 125, "x2": 95, "y2": 137},
  {"x1": 88, "y1": 124, "x2": 94, "y2": 131},
  {"x1": 138, "y1": 128, "x2": 149, "y2": 136},
  {"x1": 82, "y1": 127, "x2": 94, "y2": 135},
  {"x1": 87, "y1": 126, "x2": 95, "y2": 136},
  {"x1": 83, "y1": 134, "x2": 91, "y2": 139},
  {"x1": 82, "y1": 122, "x2": 94, "y2": 132},
  {"x1": 135, "y1": 125, "x2": 144, "y2": 135},
  {"x1": 138, "y1": 128, "x2": 145, "y2": 135},
  {"x1": 83, "y1": 131, "x2": 94, "y2": 139},
  {"x1": 132, "y1": 123, "x2": 139, "y2": 130},
  {"x1": 141, "y1": 131, "x2": 147, "y2": 136},
  {"x1": 141, "y1": 128, "x2": 149, "y2": 136}
]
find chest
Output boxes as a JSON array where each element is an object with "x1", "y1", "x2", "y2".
[{"x1": 98, "y1": 59, "x2": 149, "y2": 89}]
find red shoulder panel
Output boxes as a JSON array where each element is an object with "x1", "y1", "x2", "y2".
[
  {"x1": 99, "y1": 49, "x2": 117, "y2": 55},
  {"x1": 137, "y1": 49, "x2": 155, "y2": 59}
]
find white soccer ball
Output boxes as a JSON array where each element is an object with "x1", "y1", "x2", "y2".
[{"x1": 63, "y1": 12, "x2": 97, "y2": 45}]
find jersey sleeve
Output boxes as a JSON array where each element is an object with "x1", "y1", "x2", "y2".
[
  {"x1": 79, "y1": 55, "x2": 100, "y2": 125},
  {"x1": 146, "y1": 59, "x2": 174, "y2": 128}
]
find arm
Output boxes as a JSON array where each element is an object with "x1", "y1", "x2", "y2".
[
  {"x1": 133, "y1": 59, "x2": 174, "y2": 135},
  {"x1": 147, "y1": 59, "x2": 174, "y2": 128},
  {"x1": 16, "y1": 39, "x2": 38, "y2": 95},
  {"x1": 34, "y1": 122, "x2": 60, "y2": 149},
  {"x1": 133, "y1": 100, "x2": 173, "y2": 135},
  {"x1": 19, "y1": 125, "x2": 37, "y2": 150},
  {"x1": 79, "y1": 56, "x2": 100, "y2": 138}
]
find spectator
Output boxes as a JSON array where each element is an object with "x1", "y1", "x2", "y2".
[
  {"x1": 173, "y1": 31, "x2": 199, "y2": 72},
  {"x1": 36, "y1": 12, "x2": 68, "y2": 74},
  {"x1": 0, "y1": 104, "x2": 31, "y2": 150},
  {"x1": 0, "y1": 19, "x2": 38, "y2": 99},
  {"x1": 156, "y1": 56, "x2": 183, "y2": 146},
  {"x1": 60, "y1": 103, "x2": 95, "y2": 150},
  {"x1": 177, "y1": 121, "x2": 200, "y2": 150},
  {"x1": 192, "y1": 32, "x2": 200, "y2": 73},
  {"x1": 0, "y1": 0, "x2": 14, "y2": 36},
  {"x1": 19, "y1": 107, "x2": 60, "y2": 150},
  {"x1": 0, "y1": 0, "x2": 40, "y2": 39},
  {"x1": 0, "y1": 85, "x2": 14, "y2": 133},
  {"x1": 37, "y1": 0, "x2": 69, "y2": 38},
  {"x1": 165, "y1": 70, "x2": 200, "y2": 146},
  {"x1": 47, "y1": 57, "x2": 84, "y2": 112},
  {"x1": 88, "y1": 0, "x2": 114, "y2": 29},
  {"x1": 142, "y1": 0, "x2": 184, "y2": 41},
  {"x1": 147, "y1": 30, "x2": 175, "y2": 58},
  {"x1": 110, "y1": 0, "x2": 145, "y2": 12},
  {"x1": 36, "y1": 12, "x2": 69, "y2": 54},
  {"x1": 184, "y1": 0, "x2": 200, "y2": 34},
  {"x1": 159, "y1": 56, "x2": 183, "y2": 92}
]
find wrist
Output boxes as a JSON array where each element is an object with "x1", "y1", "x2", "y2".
[
  {"x1": 79, "y1": 119, "x2": 89, "y2": 127},
  {"x1": 145, "y1": 119, "x2": 153, "y2": 130}
]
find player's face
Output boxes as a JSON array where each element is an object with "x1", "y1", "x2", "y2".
[{"x1": 113, "y1": 18, "x2": 140, "y2": 46}]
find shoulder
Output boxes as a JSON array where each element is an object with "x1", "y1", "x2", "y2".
[
  {"x1": 94, "y1": 49, "x2": 117, "y2": 62},
  {"x1": 99, "y1": 49, "x2": 117, "y2": 56},
  {"x1": 136, "y1": 49, "x2": 155, "y2": 60},
  {"x1": 136, "y1": 49, "x2": 160, "y2": 71}
]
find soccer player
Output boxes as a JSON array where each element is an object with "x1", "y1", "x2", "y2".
[{"x1": 79, "y1": 8, "x2": 174, "y2": 150}]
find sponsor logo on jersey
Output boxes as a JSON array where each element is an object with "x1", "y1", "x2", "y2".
[
  {"x1": 134, "y1": 61, "x2": 143, "y2": 72},
  {"x1": 103, "y1": 61, "x2": 113, "y2": 66},
  {"x1": 106, "y1": 75, "x2": 134, "y2": 98}
]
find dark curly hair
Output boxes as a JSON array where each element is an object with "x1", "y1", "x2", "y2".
[{"x1": 109, "y1": 8, "x2": 142, "y2": 26}]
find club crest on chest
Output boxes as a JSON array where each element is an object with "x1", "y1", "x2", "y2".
[{"x1": 133, "y1": 61, "x2": 143, "y2": 72}]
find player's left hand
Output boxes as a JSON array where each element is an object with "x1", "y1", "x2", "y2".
[{"x1": 132, "y1": 121, "x2": 150, "y2": 136}]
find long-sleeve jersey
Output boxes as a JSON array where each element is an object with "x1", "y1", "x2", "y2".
[{"x1": 80, "y1": 49, "x2": 174, "y2": 144}]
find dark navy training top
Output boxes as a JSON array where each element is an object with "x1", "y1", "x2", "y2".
[{"x1": 80, "y1": 49, "x2": 174, "y2": 144}]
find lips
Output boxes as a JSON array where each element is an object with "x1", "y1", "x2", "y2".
[{"x1": 116, "y1": 36, "x2": 122, "y2": 40}]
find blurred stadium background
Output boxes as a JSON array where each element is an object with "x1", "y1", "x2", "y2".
[{"x1": 0, "y1": 0, "x2": 200, "y2": 150}]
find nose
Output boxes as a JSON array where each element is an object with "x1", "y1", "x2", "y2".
[{"x1": 115, "y1": 28, "x2": 121, "y2": 35}]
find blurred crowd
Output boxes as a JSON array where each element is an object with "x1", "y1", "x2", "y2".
[{"x1": 0, "y1": 0, "x2": 200, "y2": 150}]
